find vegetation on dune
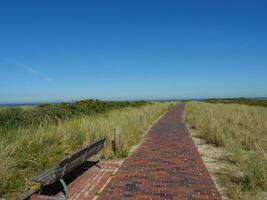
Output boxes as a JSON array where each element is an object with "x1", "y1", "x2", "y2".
[
  {"x1": 0, "y1": 101, "x2": 173, "y2": 199},
  {"x1": 184, "y1": 102, "x2": 267, "y2": 199},
  {"x1": 0, "y1": 99, "x2": 148, "y2": 130},
  {"x1": 202, "y1": 97, "x2": 267, "y2": 107}
]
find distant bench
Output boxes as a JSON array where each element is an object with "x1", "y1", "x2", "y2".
[{"x1": 17, "y1": 137, "x2": 106, "y2": 200}]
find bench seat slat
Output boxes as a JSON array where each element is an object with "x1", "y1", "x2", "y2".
[{"x1": 31, "y1": 137, "x2": 106, "y2": 185}]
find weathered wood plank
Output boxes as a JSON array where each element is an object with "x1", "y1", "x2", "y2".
[{"x1": 17, "y1": 137, "x2": 106, "y2": 200}]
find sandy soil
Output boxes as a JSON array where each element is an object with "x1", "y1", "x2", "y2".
[{"x1": 187, "y1": 125, "x2": 236, "y2": 200}]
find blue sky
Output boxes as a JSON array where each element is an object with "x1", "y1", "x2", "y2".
[{"x1": 1, "y1": 0, "x2": 267, "y2": 103}]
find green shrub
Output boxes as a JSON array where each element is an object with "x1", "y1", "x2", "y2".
[
  {"x1": 202, "y1": 98, "x2": 267, "y2": 107},
  {"x1": 0, "y1": 100, "x2": 148, "y2": 131}
]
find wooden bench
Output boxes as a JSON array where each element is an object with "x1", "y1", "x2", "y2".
[{"x1": 17, "y1": 137, "x2": 106, "y2": 200}]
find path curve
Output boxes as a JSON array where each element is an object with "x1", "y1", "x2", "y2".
[{"x1": 98, "y1": 104, "x2": 222, "y2": 200}]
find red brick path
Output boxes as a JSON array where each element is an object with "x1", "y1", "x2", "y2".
[
  {"x1": 98, "y1": 104, "x2": 222, "y2": 200},
  {"x1": 31, "y1": 161, "x2": 120, "y2": 200}
]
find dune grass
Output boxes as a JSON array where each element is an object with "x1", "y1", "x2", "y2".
[
  {"x1": 0, "y1": 102, "x2": 173, "y2": 199},
  {"x1": 184, "y1": 102, "x2": 267, "y2": 199}
]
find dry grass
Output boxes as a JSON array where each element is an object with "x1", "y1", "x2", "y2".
[
  {"x1": 0, "y1": 102, "x2": 173, "y2": 199},
  {"x1": 184, "y1": 102, "x2": 267, "y2": 199}
]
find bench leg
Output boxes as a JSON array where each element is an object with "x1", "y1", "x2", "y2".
[
  {"x1": 60, "y1": 178, "x2": 68, "y2": 200},
  {"x1": 96, "y1": 152, "x2": 103, "y2": 168},
  {"x1": 39, "y1": 184, "x2": 44, "y2": 194},
  {"x1": 97, "y1": 152, "x2": 102, "y2": 163}
]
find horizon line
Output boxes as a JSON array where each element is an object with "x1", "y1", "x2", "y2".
[{"x1": 1, "y1": 96, "x2": 267, "y2": 106}]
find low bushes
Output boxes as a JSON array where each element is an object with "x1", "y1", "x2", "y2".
[
  {"x1": 0, "y1": 99, "x2": 148, "y2": 130},
  {"x1": 202, "y1": 97, "x2": 267, "y2": 107}
]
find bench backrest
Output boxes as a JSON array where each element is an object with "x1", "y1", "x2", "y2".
[
  {"x1": 31, "y1": 137, "x2": 106, "y2": 185},
  {"x1": 58, "y1": 138, "x2": 106, "y2": 176}
]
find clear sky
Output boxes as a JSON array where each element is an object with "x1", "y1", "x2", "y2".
[{"x1": 1, "y1": 0, "x2": 267, "y2": 103}]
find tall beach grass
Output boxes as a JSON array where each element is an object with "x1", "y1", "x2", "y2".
[
  {"x1": 184, "y1": 102, "x2": 267, "y2": 199},
  {"x1": 0, "y1": 102, "x2": 172, "y2": 199}
]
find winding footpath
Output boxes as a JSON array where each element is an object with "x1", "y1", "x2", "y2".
[{"x1": 98, "y1": 104, "x2": 222, "y2": 200}]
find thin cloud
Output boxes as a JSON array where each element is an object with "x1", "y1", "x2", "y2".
[
  {"x1": 2, "y1": 58, "x2": 54, "y2": 85},
  {"x1": 25, "y1": 66, "x2": 39, "y2": 73}
]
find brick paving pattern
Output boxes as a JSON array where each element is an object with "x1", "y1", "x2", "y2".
[
  {"x1": 98, "y1": 104, "x2": 222, "y2": 200},
  {"x1": 31, "y1": 161, "x2": 120, "y2": 200}
]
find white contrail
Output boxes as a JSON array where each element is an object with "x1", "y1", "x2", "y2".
[{"x1": 2, "y1": 58, "x2": 54, "y2": 85}]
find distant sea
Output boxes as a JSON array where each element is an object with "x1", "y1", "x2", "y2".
[
  {"x1": 0, "y1": 102, "x2": 61, "y2": 107},
  {"x1": 1, "y1": 97, "x2": 267, "y2": 107}
]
